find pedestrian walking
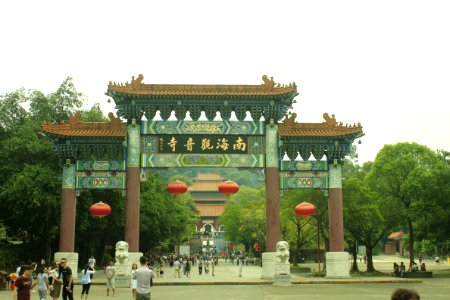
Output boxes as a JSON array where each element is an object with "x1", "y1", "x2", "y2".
[
  {"x1": 198, "y1": 261, "x2": 203, "y2": 275},
  {"x1": 173, "y1": 260, "x2": 181, "y2": 278},
  {"x1": 130, "y1": 263, "x2": 138, "y2": 300},
  {"x1": 15, "y1": 265, "x2": 36, "y2": 300},
  {"x1": 185, "y1": 261, "x2": 191, "y2": 278},
  {"x1": 238, "y1": 256, "x2": 243, "y2": 277},
  {"x1": 37, "y1": 265, "x2": 49, "y2": 300},
  {"x1": 59, "y1": 258, "x2": 74, "y2": 300}
]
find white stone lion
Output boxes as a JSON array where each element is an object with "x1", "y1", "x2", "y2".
[
  {"x1": 275, "y1": 241, "x2": 290, "y2": 275},
  {"x1": 115, "y1": 241, "x2": 129, "y2": 264}
]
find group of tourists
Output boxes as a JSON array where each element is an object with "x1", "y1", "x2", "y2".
[
  {"x1": 9, "y1": 258, "x2": 74, "y2": 300},
  {"x1": 393, "y1": 261, "x2": 428, "y2": 277}
]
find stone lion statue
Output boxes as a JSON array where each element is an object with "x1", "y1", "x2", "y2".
[
  {"x1": 275, "y1": 241, "x2": 290, "y2": 275},
  {"x1": 115, "y1": 241, "x2": 129, "y2": 265}
]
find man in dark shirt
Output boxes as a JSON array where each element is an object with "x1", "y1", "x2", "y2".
[
  {"x1": 60, "y1": 258, "x2": 74, "y2": 300},
  {"x1": 15, "y1": 265, "x2": 35, "y2": 300}
]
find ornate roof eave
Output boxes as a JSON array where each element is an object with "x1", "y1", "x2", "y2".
[
  {"x1": 278, "y1": 113, "x2": 364, "y2": 162},
  {"x1": 106, "y1": 74, "x2": 298, "y2": 100},
  {"x1": 40, "y1": 112, "x2": 127, "y2": 140},
  {"x1": 278, "y1": 112, "x2": 364, "y2": 141},
  {"x1": 106, "y1": 75, "x2": 298, "y2": 122}
]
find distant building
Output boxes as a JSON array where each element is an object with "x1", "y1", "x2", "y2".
[
  {"x1": 385, "y1": 230, "x2": 405, "y2": 255},
  {"x1": 188, "y1": 173, "x2": 227, "y2": 237}
]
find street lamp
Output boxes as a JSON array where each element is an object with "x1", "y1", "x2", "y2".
[{"x1": 294, "y1": 201, "x2": 321, "y2": 273}]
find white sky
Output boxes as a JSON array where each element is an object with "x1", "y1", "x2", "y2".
[{"x1": 1, "y1": 0, "x2": 449, "y2": 163}]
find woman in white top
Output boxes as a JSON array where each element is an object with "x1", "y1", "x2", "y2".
[
  {"x1": 37, "y1": 265, "x2": 49, "y2": 300},
  {"x1": 130, "y1": 263, "x2": 138, "y2": 300},
  {"x1": 80, "y1": 264, "x2": 95, "y2": 300}
]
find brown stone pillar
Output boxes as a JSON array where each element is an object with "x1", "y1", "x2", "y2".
[
  {"x1": 125, "y1": 167, "x2": 140, "y2": 252},
  {"x1": 265, "y1": 123, "x2": 280, "y2": 252},
  {"x1": 328, "y1": 164, "x2": 344, "y2": 252},
  {"x1": 125, "y1": 122, "x2": 141, "y2": 252},
  {"x1": 265, "y1": 167, "x2": 280, "y2": 252},
  {"x1": 59, "y1": 164, "x2": 77, "y2": 252}
]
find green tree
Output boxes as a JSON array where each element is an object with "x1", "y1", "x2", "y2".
[
  {"x1": 0, "y1": 78, "x2": 84, "y2": 263},
  {"x1": 280, "y1": 189, "x2": 327, "y2": 265},
  {"x1": 366, "y1": 142, "x2": 444, "y2": 267},
  {"x1": 343, "y1": 177, "x2": 395, "y2": 272},
  {"x1": 220, "y1": 186, "x2": 266, "y2": 252},
  {"x1": 80, "y1": 103, "x2": 109, "y2": 122},
  {"x1": 140, "y1": 174, "x2": 199, "y2": 252}
]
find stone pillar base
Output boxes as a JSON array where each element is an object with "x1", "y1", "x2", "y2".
[
  {"x1": 325, "y1": 252, "x2": 350, "y2": 278},
  {"x1": 261, "y1": 252, "x2": 276, "y2": 280},
  {"x1": 54, "y1": 252, "x2": 79, "y2": 279},
  {"x1": 128, "y1": 252, "x2": 144, "y2": 266},
  {"x1": 115, "y1": 274, "x2": 130, "y2": 288},
  {"x1": 273, "y1": 274, "x2": 291, "y2": 286}
]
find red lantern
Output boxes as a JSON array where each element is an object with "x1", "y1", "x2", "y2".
[
  {"x1": 167, "y1": 179, "x2": 188, "y2": 195},
  {"x1": 218, "y1": 180, "x2": 239, "y2": 194},
  {"x1": 294, "y1": 202, "x2": 316, "y2": 217},
  {"x1": 90, "y1": 201, "x2": 112, "y2": 218}
]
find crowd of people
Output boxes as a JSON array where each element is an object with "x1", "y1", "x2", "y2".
[
  {"x1": 5, "y1": 252, "x2": 427, "y2": 300},
  {"x1": 8, "y1": 258, "x2": 76, "y2": 300}
]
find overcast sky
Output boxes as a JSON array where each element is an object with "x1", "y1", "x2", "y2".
[{"x1": 1, "y1": 0, "x2": 449, "y2": 163}]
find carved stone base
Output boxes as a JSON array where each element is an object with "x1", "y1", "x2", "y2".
[
  {"x1": 128, "y1": 252, "x2": 144, "y2": 267},
  {"x1": 273, "y1": 274, "x2": 291, "y2": 286},
  {"x1": 115, "y1": 275, "x2": 130, "y2": 288},
  {"x1": 54, "y1": 252, "x2": 79, "y2": 279},
  {"x1": 261, "y1": 252, "x2": 276, "y2": 280},
  {"x1": 325, "y1": 252, "x2": 350, "y2": 278}
]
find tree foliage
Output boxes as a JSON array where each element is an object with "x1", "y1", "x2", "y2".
[
  {"x1": 219, "y1": 186, "x2": 266, "y2": 252},
  {"x1": 280, "y1": 189, "x2": 328, "y2": 264},
  {"x1": 0, "y1": 79, "x2": 200, "y2": 268},
  {"x1": 366, "y1": 142, "x2": 447, "y2": 266}
]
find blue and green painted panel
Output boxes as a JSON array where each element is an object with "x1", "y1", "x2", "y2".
[
  {"x1": 141, "y1": 120, "x2": 265, "y2": 135},
  {"x1": 280, "y1": 160, "x2": 328, "y2": 171},
  {"x1": 280, "y1": 171, "x2": 328, "y2": 189},
  {"x1": 76, "y1": 171, "x2": 126, "y2": 189},
  {"x1": 76, "y1": 160, "x2": 126, "y2": 171},
  {"x1": 142, "y1": 153, "x2": 264, "y2": 168}
]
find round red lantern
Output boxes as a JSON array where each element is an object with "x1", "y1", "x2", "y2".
[
  {"x1": 294, "y1": 202, "x2": 316, "y2": 217},
  {"x1": 218, "y1": 180, "x2": 239, "y2": 194},
  {"x1": 90, "y1": 201, "x2": 112, "y2": 218},
  {"x1": 167, "y1": 179, "x2": 188, "y2": 195}
]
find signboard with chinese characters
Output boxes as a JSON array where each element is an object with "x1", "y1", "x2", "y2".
[
  {"x1": 156, "y1": 135, "x2": 251, "y2": 154},
  {"x1": 141, "y1": 120, "x2": 265, "y2": 168}
]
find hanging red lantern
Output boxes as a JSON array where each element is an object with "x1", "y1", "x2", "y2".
[
  {"x1": 90, "y1": 201, "x2": 112, "y2": 218},
  {"x1": 218, "y1": 180, "x2": 239, "y2": 194},
  {"x1": 294, "y1": 202, "x2": 316, "y2": 217},
  {"x1": 167, "y1": 179, "x2": 188, "y2": 195}
]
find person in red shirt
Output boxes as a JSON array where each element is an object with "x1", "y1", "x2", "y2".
[{"x1": 15, "y1": 265, "x2": 35, "y2": 300}]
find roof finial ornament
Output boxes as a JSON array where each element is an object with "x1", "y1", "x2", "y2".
[
  {"x1": 69, "y1": 111, "x2": 82, "y2": 129},
  {"x1": 131, "y1": 74, "x2": 144, "y2": 86},
  {"x1": 283, "y1": 112, "x2": 297, "y2": 127},
  {"x1": 262, "y1": 75, "x2": 274, "y2": 89},
  {"x1": 323, "y1": 113, "x2": 337, "y2": 127}
]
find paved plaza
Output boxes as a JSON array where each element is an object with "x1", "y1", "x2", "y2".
[{"x1": 2, "y1": 256, "x2": 449, "y2": 299}]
